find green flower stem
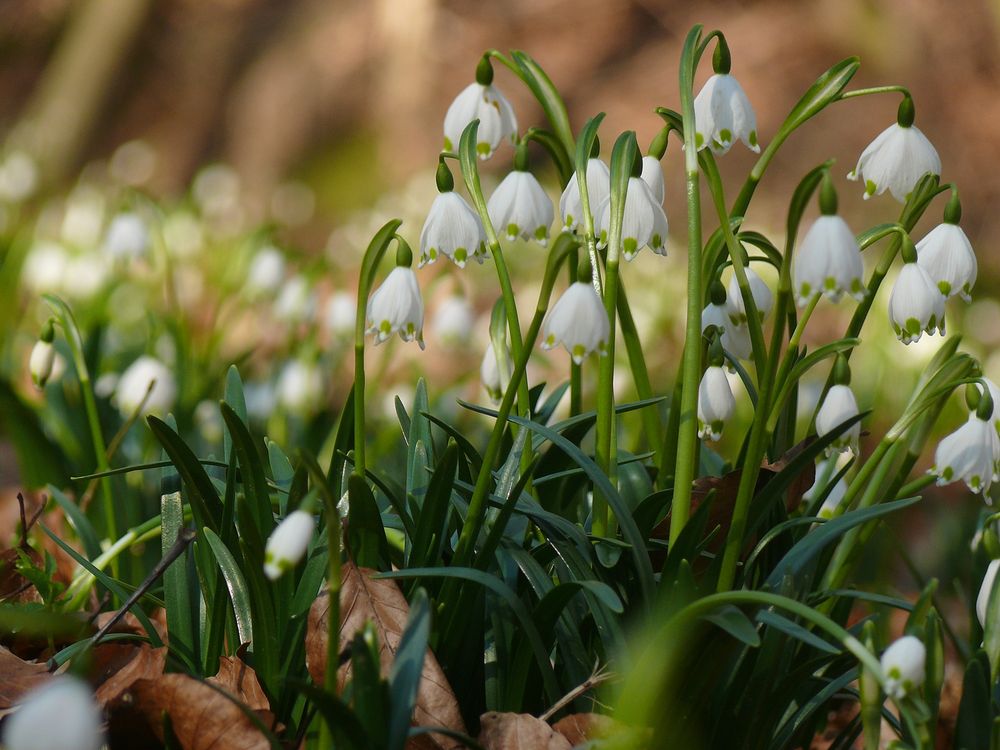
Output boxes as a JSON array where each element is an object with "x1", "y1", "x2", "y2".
[
  {"x1": 836, "y1": 85, "x2": 910, "y2": 102},
  {"x1": 895, "y1": 472, "x2": 938, "y2": 500},
  {"x1": 43, "y1": 295, "x2": 117, "y2": 573},
  {"x1": 458, "y1": 121, "x2": 533, "y2": 436},
  {"x1": 568, "y1": 247, "x2": 582, "y2": 416},
  {"x1": 353, "y1": 220, "x2": 404, "y2": 481},
  {"x1": 616, "y1": 278, "x2": 662, "y2": 460},
  {"x1": 594, "y1": 132, "x2": 638, "y2": 537},
  {"x1": 452, "y1": 237, "x2": 576, "y2": 569},
  {"x1": 669, "y1": 25, "x2": 708, "y2": 544}
]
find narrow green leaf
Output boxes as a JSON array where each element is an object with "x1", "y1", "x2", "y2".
[
  {"x1": 510, "y1": 50, "x2": 574, "y2": 157},
  {"x1": 955, "y1": 651, "x2": 991, "y2": 750},
  {"x1": 47, "y1": 485, "x2": 100, "y2": 559},
  {"x1": 347, "y1": 474, "x2": 389, "y2": 569},
  {"x1": 388, "y1": 588, "x2": 430, "y2": 750},
  {"x1": 703, "y1": 605, "x2": 760, "y2": 647},
  {"x1": 756, "y1": 609, "x2": 839, "y2": 654},
  {"x1": 221, "y1": 403, "x2": 274, "y2": 539},
  {"x1": 408, "y1": 441, "x2": 458, "y2": 569},
  {"x1": 202, "y1": 527, "x2": 253, "y2": 646},
  {"x1": 147, "y1": 416, "x2": 222, "y2": 533},
  {"x1": 161, "y1": 490, "x2": 197, "y2": 668},
  {"x1": 781, "y1": 57, "x2": 860, "y2": 135},
  {"x1": 223, "y1": 365, "x2": 247, "y2": 461}
]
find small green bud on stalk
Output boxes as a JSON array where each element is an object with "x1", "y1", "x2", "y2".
[{"x1": 29, "y1": 320, "x2": 56, "y2": 389}]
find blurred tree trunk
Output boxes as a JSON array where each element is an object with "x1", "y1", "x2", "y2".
[{"x1": 10, "y1": 0, "x2": 152, "y2": 186}]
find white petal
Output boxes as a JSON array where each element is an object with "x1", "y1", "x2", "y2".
[{"x1": 916, "y1": 223, "x2": 977, "y2": 301}]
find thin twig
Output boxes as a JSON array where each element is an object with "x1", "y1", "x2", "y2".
[{"x1": 538, "y1": 662, "x2": 615, "y2": 722}]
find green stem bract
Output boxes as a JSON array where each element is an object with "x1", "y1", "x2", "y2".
[
  {"x1": 353, "y1": 219, "x2": 404, "y2": 481},
  {"x1": 594, "y1": 132, "x2": 638, "y2": 536},
  {"x1": 452, "y1": 235, "x2": 577, "y2": 569},
  {"x1": 669, "y1": 25, "x2": 706, "y2": 545},
  {"x1": 459, "y1": 120, "x2": 533, "y2": 434},
  {"x1": 43, "y1": 295, "x2": 117, "y2": 568}
]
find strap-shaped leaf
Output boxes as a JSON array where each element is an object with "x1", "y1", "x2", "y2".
[{"x1": 148, "y1": 415, "x2": 222, "y2": 533}]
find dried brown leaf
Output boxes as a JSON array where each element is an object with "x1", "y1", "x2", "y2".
[
  {"x1": 112, "y1": 673, "x2": 272, "y2": 750},
  {"x1": 93, "y1": 644, "x2": 166, "y2": 706},
  {"x1": 478, "y1": 712, "x2": 571, "y2": 750},
  {"x1": 0, "y1": 646, "x2": 50, "y2": 708},
  {"x1": 551, "y1": 713, "x2": 630, "y2": 745},
  {"x1": 208, "y1": 655, "x2": 269, "y2": 712},
  {"x1": 306, "y1": 562, "x2": 466, "y2": 746}
]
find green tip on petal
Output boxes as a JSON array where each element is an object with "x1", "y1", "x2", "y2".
[
  {"x1": 748, "y1": 130, "x2": 758, "y2": 148},
  {"x1": 695, "y1": 132, "x2": 705, "y2": 149},
  {"x1": 506, "y1": 223, "x2": 520, "y2": 239},
  {"x1": 623, "y1": 237, "x2": 638, "y2": 258},
  {"x1": 533, "y1": 226, "x2": 547, "y2": 242},
  {"x1": 476, "y1": 142, "x2": 491, "y2": 158},
  {"x1": 865, "y1": 179, "x2": 877, "y2": 196}
]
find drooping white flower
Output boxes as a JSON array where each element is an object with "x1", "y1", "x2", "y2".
[
  {"x1": 276, "y1": 359, "x2": 324, "y2": 416},
  {"x1": 931, "y1": 413, "x2": 1000, "y2": 494},
  {"x1": 693, "y1": 73, "x2": 760, "y2": 155},
  {"x1": 640, "y1": 155, "x2": 665, "y2": 204},
  {"x1": 481, "y1": 341, "x2": 512, "y2": 404},
  {"x1": 916, "y1": 223, "x2": 977, "y2": 302},
  {"x1": 419, "y1": 191, "x2": 486, "y2": 268},
  {"x1": 816, "y1": 384, "x2": 861, "y2": 455},
  {"x1": 541, "y1": 281, "x2": 610, "y2": 364},
  {"x1": 849, "y1": 123, "x2": 940, "y2": 202},
  {"x1": 29, "y1": 340, "x2": 55, "y2": 389},
  {"x1": 431, "y1": 295, "x2": 474, "y2": 346},
  {"x1": 880, "y1": 635, "x2": 926, "y2": 700},
  {"x1": 443, "y1": 83, "x2": 517, "y2": 159},
  {"x1": 977, "y1": 559, "x2": 1000, "y2": 629},
  {"x1": 888, "y1": 261, "x2": 945, "y2": 344},
  {"x1": 697, "y1": 365, "x2": 736, "y2": 441},
  {"x1": 325, "y1": 291, "x2": 356, "y2": 336},
  {"x1": 487, "y1": 170, "x2": 553, "y2": 246},
  {"x1": 794, "y1": 215, "x2": 865, "y2": 306},
  {"x1": 263, "y1": 510, "x2": 315, "y2": 580},
  {"x1": 560, "y1": 158, "x2": 611, "y2": 234},
  {"x1": 722, "y1": 322, "x2": 753, "y2": 362},
  {"x1": 2, "y1": 676, "x2": 103, "y2": 750},
  {"x1": 0, "y1": 150, "x2": 38, "y2": 203},
  {"x1": 366, "y1": 266, "x2": 424, "y2": 348},
  {"x1": 596, "y1": 177, "x2": 668, "y2": 259},
  {"x1": 727, "y1": 265, "x2": 773, "y2": 324},
  {"x1": 245, "y1": 246, "x2": 286, "y2": 297},
  {"x1": 115, "y1": 356, "x2": 177, "y2": 417},
  {"x1": 103, "y1": 212, "x2": 149, "y2": 260}
]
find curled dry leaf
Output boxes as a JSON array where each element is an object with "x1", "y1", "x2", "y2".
[
  {"x1": 478, "y1": 712, "x2": 571, "y2": 750},
  {"x1": 0, "y1": 646, "x2": 50, "y2": 709},
  {"x1": 208, "y1": 655, "x2": 270, "y2": 712},
  {"x1": 109, "y1": 673, "x2": 272, "y2": 750},
  {"x1": 93, "y1": 644, "x2": 166, "y2": 705},
  {"x1": 93, "y1": 610, "x2": 167, "y2": 643},
  {"x1": 306, "y1": 562, "x2": 466, "y2": 748}
]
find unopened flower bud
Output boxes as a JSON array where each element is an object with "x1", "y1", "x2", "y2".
[
  {"x1": 880, "y1": 635, "x2": 926, "y2": 700},
  {"x1": 263, "y1": 510, "x2": 315, "y2": 580}
]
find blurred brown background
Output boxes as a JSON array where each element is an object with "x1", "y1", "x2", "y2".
[{"x1": 2, "y1": 0, "x2": 999, "y2": 246}]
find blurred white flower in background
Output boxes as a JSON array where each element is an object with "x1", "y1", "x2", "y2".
[
  {"x1": 162, "y1": 210, "x2": 204, "y2": 259},
  {"x1": 1, "y1": 676, "x2": 104, "y2": 750},
  {"x1": 276, "y1": 359, "x2": 324, "y2": 416},
  {"x1": 324, "y1": 291, "x2": 356, "y2": 337},
  {"x1": 195, "y1": 399, "x2": 224, "y2": 443},
  {"x1": 115, "y1": 355, "x2": 177, "y2": 417},
  {"x1": 245, "y1": 381, "x2": 277, "y2": 422},
  {"x1": 271, "y1": 181, "x2": 315, "y2": 227},
  {"x1": 246, "y1": 246, "x2": 286, "y2": 298},
  {"x1": 109, "y1": 140, "x2": 157, "y2": 187},
  {"x1": 274, "y1": 275, "x2": 316, "y2": 323},
  {"x1": 61, "y1": 186, "x2": 105, "y2": 247},
  {"x1": 21, "y1": 241, "x2": 69, "y2": 293},
  {"x1": 0, "y1": 150, "x2": 38, "y2": 203},
  {"x1": 103, "y1": 212, "x2": 150, "y2": 261},
  {"x1": 431, "y1": 295, "x2": 474, "y2": 347}
]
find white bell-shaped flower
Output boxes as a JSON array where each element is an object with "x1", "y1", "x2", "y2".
[
  {"x1": 888, "y1": 260, "x2": 945, "y2": 344},
  {"x1": 698, "y1": 365, "x2": 735, "y2": 441},
  {"x1": 487, "y1": 170, "x2": 553, "y2": 246},
  {"x1": 727, "y1": 265, "x2": 773, "y2": 324},
  {"x1": 701, "y1": 300, "x2": 729, "y2": 336},
  {"x1": 263, "y1": 509, "x2": 315, "y2": 580},
  {"x1": 880, "y1": 635, "x2": 926, "y2": 700},
  {"x1": 916, "y1": 223, "x2": 977, "y2": 302},
  {"x1": 693, "y1": 73, "x2": 760, "y2": 155},
  {"x1": 596, "y1": 177, "x2": 668, "y2": 260},
  {"x1": 931, "y1": 413, "x2": 1000, "y2": 494},
  {"x1": 977, "y1": 559, "x2": 1000, "y2": 629},
  {"x1": 245, "y1": 246, "x2": 286, "y2": 297},
  {"x1": 431, "y1": 295, "x2": 474, "y2": 347},
  {"x1": 366, "y1": 265, "x2": 424, "y2": 349},
  {"x1": 115, "y1": 355, "x2": 177, "y2": 417},
  {"x1": 794, "y1": 215, "x2": 865, "y2": 306},
  {"x1": 480, "y1": 341, "x2": 512, "y2": 404},
  {"x1": 541, "y1": 281, "x2": 610, "y2": 364},
  {"x1": 640, "y1": 155, "x2": 665, "y2": 204},
  {"x1": 443, "y1": 83, "x2": 517, "y2": 159},
  {"x1": 560, "y1": 158, "x2": 611, "y2": 234},
  {"x1": 29, "y1": 339, "x2": 55, "y2": 389},
  {"x1": 419, "y1": 191, "x2": 487, "y2": 268},
  {"x1": 849, "y1": 115, "x2": 940, "y2": 202},
  {"x1": 103, "y1": 211, "x2": 149, "y2": 260},
  {"x1": 722, "y1": 322, "x2": 753, "y2": 362},
  {"x1": 816, "y1": 384, "x2": 861, "y2": 455},
  {"x1": 813, "y1": 477, "x2": 848, "y2": 520},
  {"x1": 2, "y1": 676, "x2": 104, "y2": 750}
]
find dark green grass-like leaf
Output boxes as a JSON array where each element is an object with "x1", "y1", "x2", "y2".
[
  {"x1": 148, "y1": 416, "x2": 223, "y2": 534},
  {"x1": 955, "y1": 650, "x2": 991, "y2": 750},
  {"x1": 376, "y1": 567, "x2": 561, "y2": 705},
  {"x1": 388, "y1": 588, "x2": 430, "y2": 750},
  {"x1": 703, "y1": 605, "x2": 760, "y2": 648},
  {"x1": 756, "y1": 610, "x2": 839, "y2": 655},
  {"x1": 223, "y1": 365, "x2": 247, "y2": 462},
  {"x1": 202, "y1": 526, "x2": 253, "y2": 646},
  {"x1": 160, "y1": 490, "x2": 197, "y2": 669},
  {"x1": 407, "y1": 441, "x2": 459, "y2": 570},
  {"x1": 347, "y1": 473, "x2": 389, "y2": 569},
  {"x1": 47, "y1": 484, "x2": 101, "y2": 559},
  {"x1": 221, "y1": 402, "x2": 274, "y2": 540}
]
